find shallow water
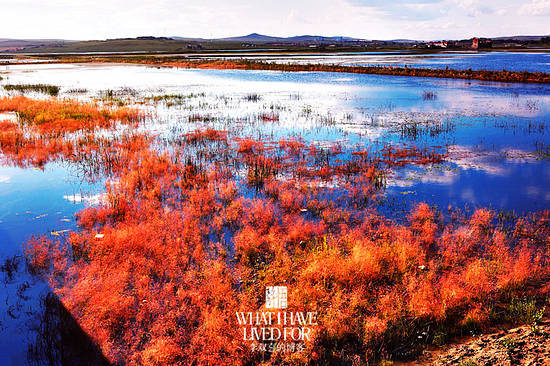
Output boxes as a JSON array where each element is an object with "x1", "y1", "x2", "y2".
[
  {"x1": 0, "y1": 62, "x2": 549, "y2": 362},
  {"x1": 2, "y1": 63, "x2": 550, "y2": 221},
  {"x1": 198, "y1": 50, "x2": 550, "y2": 73}
]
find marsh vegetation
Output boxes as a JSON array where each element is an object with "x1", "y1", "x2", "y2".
[
  {"x1": 3, "y1": 84, "x2": 60, "y2": 96},
  {"x1": 0, "y1": 63, "x2": 548, "y2": 365}
]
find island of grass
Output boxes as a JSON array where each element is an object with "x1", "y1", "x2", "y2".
[
  {"x1": 5, "y1": 54, "x2": 550, "y2": 84},
  {"x1": 3, "y1": 84, "x2": 60, "y2": 96}
]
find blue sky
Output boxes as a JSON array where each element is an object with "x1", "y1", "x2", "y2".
[{"x1": 2, "y1": 0, "x2": 550, "y2": 40}]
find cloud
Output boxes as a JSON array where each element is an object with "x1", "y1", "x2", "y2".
[
  {"x1": 349, "y1": 0, "x2": 443, "y2": 6},
  {"x1": 446, "y1": 145, "x2": 541, "y2": 177},
  {"x1": 520, "y1": 0, "x2": 550, "y2": 15},
  {"x1": 348, "y1": 0, "x2": 447, "y2": 20},
  {"x1": 461, "y1": 188, "x2": 476, "y2": 203},
  {"x1": 388, "y1": 168, "x2": 458, "y2": 187},
  {"x1": 63, "y1": 193, "x2": 104, "y2": 205},
  {"x1": 451, "y1": 0, "x2": 497, "y2": 17},
  {"x1": 0, "y1": 0, "x2": 548, "y2": 40}
]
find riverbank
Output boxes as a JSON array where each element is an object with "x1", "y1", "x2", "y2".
[
  {"x1": 80, "y1": 57, "x2": 550, "y2": 84},
  {"x1": 165, "y1": 59, "x2": 550, "y2": 84},
  {"x1": 422, "y1": 317, "x2": 550, "y2": 365},
  {"x1": 3, "y1": 56, "x2": 550, "y2": 84}
]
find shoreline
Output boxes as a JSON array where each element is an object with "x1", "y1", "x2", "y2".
[
  {"x1": 158, "y1": 59, "x2": 550, "y2": 84},
  {"x1": 4, "y1": 56, "x2": 550, "y2": 84}
]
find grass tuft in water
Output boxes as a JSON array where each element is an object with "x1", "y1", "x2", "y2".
[{"x1": 3, "y1": 84, "x2": 60, "y2": 96}]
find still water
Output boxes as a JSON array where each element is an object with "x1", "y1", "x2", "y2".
[{"x1": 201, "y1": 50, "x2": 550, "y2": 73}]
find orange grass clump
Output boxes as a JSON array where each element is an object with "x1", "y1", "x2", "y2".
[
  {"x1": 0, "y1": 96, "x2": 142, "y2": 134},
  {"x1": 0, "y1": 97, "x2": 145, "y2": 169},
  {"x1": 155, "y1": 59, "x2": 550, "y2": 84},
  {"x1": 5, "y1": 97, "x2": 547, "y2": 365},
  {"x1": 21, "y1": 128, "x2": 549, "y2": 365}
]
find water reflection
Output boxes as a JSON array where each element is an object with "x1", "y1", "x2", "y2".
[
  {"x1": 0, "y1": 164, "x2": 101, "y2": 362},
  {"x1": 2, "y1": 63, "x2": 549, "y2": 212},
  {"x1": 197, "y1": 50, "x2": 550, "y2": 73},
  {"x1": 26, "y1": 292, "x2": 110, "y2": 366},
  {"x1": 1, "y1": 257, "x2": 110, "y2": 365}
]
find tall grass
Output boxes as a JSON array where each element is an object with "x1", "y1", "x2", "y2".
[
  {"x1": 2, "y1": 95, "x2": 547, "y2": 365},
  {"x1": 0, "y1": 95, "x2": 142, "y2": 134},
  {"x1": 3, "y1": 84, "x2": 60, "y2": 96}
]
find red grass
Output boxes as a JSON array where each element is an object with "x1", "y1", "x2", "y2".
[
  {"x1": 0, "y1": 96, "x2": 142, "y2": 134},
  {"x1": 155, "y1": 59, "x2": 550, "y2": 84},
  {"x1": 6, "y1": 97, "x2": 548, "y2": 365},
  {"x1": 0, "y1": 97, "x2": 146, "y2": 168}
]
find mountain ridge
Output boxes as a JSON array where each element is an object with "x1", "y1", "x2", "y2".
[{"x1": 171, "y1": 33, "x2": 367, "y2": 43}]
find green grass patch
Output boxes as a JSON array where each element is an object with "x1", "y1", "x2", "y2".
[{"x1": 3, "y1": 84, "x2": 60, "y2": 96}]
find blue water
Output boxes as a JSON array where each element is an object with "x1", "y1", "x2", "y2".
[
  {"x1": 200, "y1": 69, "x2": 550, "y2": 215},
  {"x1": 224, "y1": 50, "x2": 550, "y2": 73},
  {"x1": 4, "y1": 63, "x2": 548, "y2": 219},
  {"x1": 0, "y1": 164, "x2": 99, "y2": 362},
  {"x1": 348, "y1": 51, "x2": 550, "y2": 73}
]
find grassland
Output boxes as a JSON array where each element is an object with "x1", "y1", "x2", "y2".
[{"x1": 157, "y1": 59, "x2": 550, "y2": 84}]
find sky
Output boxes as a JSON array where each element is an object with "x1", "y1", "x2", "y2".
[{"x1": 1, "y1": 0, "x2": 550, "y2": 40}]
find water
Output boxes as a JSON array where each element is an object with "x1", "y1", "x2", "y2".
[
  {"x1": 200, "y1": 50, "x2": 550, "y2": 73},
  {"x1": 0, "y1": 163, "x2": 100, "y2": 363},
  {"x1": 1, "y1": 62, "x2": 549, "y2": 225},
  {"x1": 1, "y1": 61, "x2": 549, "y2": 362}
]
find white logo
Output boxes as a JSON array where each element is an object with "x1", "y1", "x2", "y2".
[
  {"x1": 236, "y1": 285, "x2": 318, "y2": 353},
  {"x1": 265, "y1": 286, "x2": 287, "y2": 309}
]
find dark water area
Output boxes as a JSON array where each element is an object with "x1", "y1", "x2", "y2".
[{"x1": 0, "y1": 163, "x2": 100, "y2": 364}]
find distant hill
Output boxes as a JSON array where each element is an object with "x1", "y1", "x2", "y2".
[
  {"x1": 8, "y1": 38, "x2": 201, "y2": 54},
  {"x1": 218, "y1": 33, "x2": 283, "y2": 43},
  {"x1": 2, "y1": 33, "x2": 549, "y2": 54},
  {"x1": 390, "y1": 39, "x2": 419, "y2": 43},
  {"x1": 2, "y1": 33, "x2": 370, "y2": 54},
  {"x1": 0, "y1": 38, "x2": 74, "y2": 50},
  {"x1": 492, "y1": 35, "x2": 549, "y2": 41},
  {"x1": 174, "y1": 33, "x2": 366, "y2": 43}
]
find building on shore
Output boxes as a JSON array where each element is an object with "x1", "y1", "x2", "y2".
[
  {"x1": 426, "y1": 40, "x2": 457, "y2": 48},
  {"x1": 472, "y1": 37, "x2": 492, "y2": 49}
]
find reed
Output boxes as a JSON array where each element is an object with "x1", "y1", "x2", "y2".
[{"x1": 3, "y1": 84, "x2": 60, "y2": 96}]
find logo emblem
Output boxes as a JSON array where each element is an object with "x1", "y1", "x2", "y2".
[{"x1": 265, "y1": 286, "x2": 287, "y2": 309}]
